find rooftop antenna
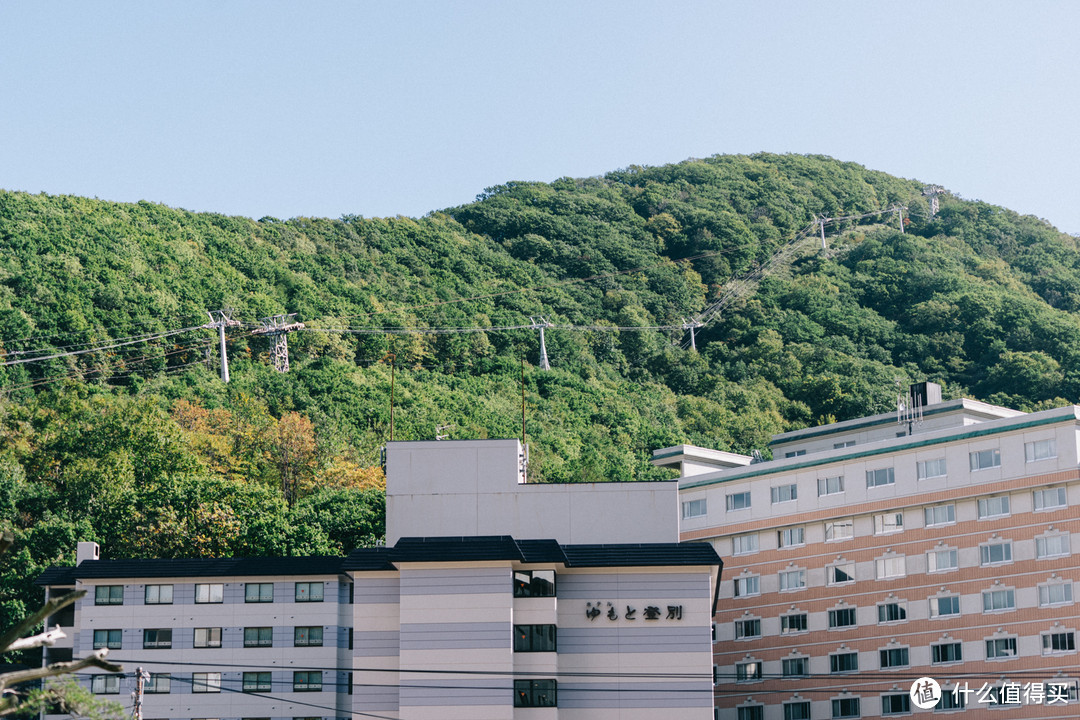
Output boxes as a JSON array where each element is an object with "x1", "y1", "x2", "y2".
[
  {"x1": 520, "y1": 356, "x2": 526, "y2": 444},
  {"x1": 896, "y1": 380, "x2": 924, "y2": 436},
  {"x1": 923, "y1": 185, "x2": 946, "y2": 218},
  {"x1": 205, "y1": 309, "x2": 241, "y2": 383},
  {"x1": 252, "y1": 313, "x2": 305, "y2": 372},
  {"x1": 382, "y1": 353, "x2": 396, "y2": 441},
  {"x1": 529, "y1": 316, "x2": 553, "y2": 370}
]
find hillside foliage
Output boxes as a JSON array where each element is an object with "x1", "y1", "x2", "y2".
[{"x1": 3, "y1": 152, "x2": 1080, "y2": 637}]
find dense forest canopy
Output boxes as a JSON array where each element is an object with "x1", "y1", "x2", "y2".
[{"x1": 3, "y1": 152, "x2": 1080, "y2": 631}]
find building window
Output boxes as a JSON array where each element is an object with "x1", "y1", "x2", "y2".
[
  {"x1": 142, "y1": 629, "x2": 172, "y2": 649},
  {"x1": 1026, "y1": 438, "x2": 1057, "y2": 462},
  {"x1": 682, "y1": 498, "x2": 707, "y2": 519},
  {"x1": 735, "y1": 661, "x2": 762, "y2": 682},
  {"x1": 514, "y1": 679, "x2": 556, "y2": 707},
  {"x1": 779, "y1": 569, "x2": 806, "y2": 591},
  {"x1": 732, "y1": 533, "x2": 759, "y2": 556},
  {"x1": 930, "y1": 595, "x2": 960, "y2": 618},
  {"x1": 882, "y1": 694, "x2": 910, "y2": 715},
  {"x1": 193, "y1": 627, "x2": 221, "y2": 648},
  {"x1": 771, "y1": 483, "x2": 798, "y2": 504},
  {"x1": 879, "y1": 647, "x2": 909, "y2": 668},
  {"x1": 782, "y1": 657, "x2": 808, "y2": 677},
  {"x1": 830, "y1": 653, "x2": 858, "y2": 673},
  {"x1": 194, "y1": 584, "x2": 223, "y2": 604},
  {"x1": 824, "y1": 519, "x2": 853, "y2": 542},
  {"x1": 927, "y1": 547, "x2": 958, "y2": 573},
  {"x1": 514, "y1": 624, "x2": 556, "y2": 652},
  {"x1": 1037, "y1": 534, "x2": 1071, "y2": 558},
  {"x1": 726, "y1": 492, "x2": 751, "y2": 511},
  {"x1": 873, "y1": 512, "x2": 904, "y2": 535},
  {"x1": 877, "y1": 602, "x2": 906, "y2": 623},
  {"x1": 293, "y1": 671, "x2": 321, "y2": 692},
  {"x1": 977, "y1": 495, "x2": 1010, "y2": 519},
  {"x1": 245, "y1": 583, "x2": 273, "y2": 603},
  {"x1": 917, "y1": 458, "x2": 947, "y2": 479},
  {"x1": 1039, "y1": 582, "x2": 1074, "y2": 607},
  {"x1": 1042, "y1": 631, "x2": 1076, "y2": 654},
  {"x1": 969, "y1": 448, "x2": 1001, "y2": 471},
  {"x1": 784, "y1": 701, "x2": 811, "y2": 719},
  {"x1": 144, "y1": 585, "x2": 173, "y2": 605},
  {"x1": 781, "y1": 613, "x2": 808, "y2": 634},
  {"x1": 827, "y1": 563, "x2": 855, "y2": 586},
  {"x1": 818, "y1": 476, "x2": 844, "y2": 496},
  {"x1": 145, "y1": 674, "x2": 170, "y2": 694},
  {"x1": 244, "y1": 626, "x2": 273, "y2": 647},
  {"x1": 737, "y1": 706, "x2": 764, "y2": 720},
  {"x1": 734, "y1": 618, "x2": 761, "y2": 640},
  {"x1": 924, "y1": 504, "x2": 955, "y2": 526},
  {"x1": 832, "y1": 697, "x2": 860, "y2": 719},
  {"x1": 983, "y1": 588, "x2": 1015, "y2": 612},
  {"x1": 94, "y1": 585, "x2": 124, "y2": 606},
  {"x1": 294, "y1": 626, "x2": 323, "y2": 647},
  {"x1": 834, "y1": 440, "x2": 856, "y2": 449},
  {"x1": 784, "y1": 450, "x2": 806, "y2": 458},
  {"x1": 513, "y1": 569, "x2": 555, "y2": 597},
  {"x1": 242, "y1": 672, "x2": 272, "y2": 692},
  {"x1": 937, "y1": 687, "x2": 966, "y2": 710},
  {"x1": 980, "y1": 541, "x2": 1013, "y2": 565},
  {"x1": 734, "y1": 575, "x2": 760, "y2": 598},
  {"x1": 828, "y1": 608, "x2": 857, "y2": 629},
  {"x1": 932, "y1": 642, "x2": 962, "y2": 664},
  {"x1": 295, "y1": 582, "x2": 324, "y2": 602},
  {"x1": 91, "y1": 675, "x2": 120, "y2": 694},
  {"x1": 1034, "y1": 486, "x2": 1068, "y2": 511},
  {"x1": 778, "y1": 527, "x2": 805, "y2": 548},
  {"x1": 192, "y1": 673, "x2": 221, "y2": 693},
  {"x1": 866, "y1": 467, "x2": 895, "y2": 488},
  {"x1": 875, "y1": 555, "x2": 906, "y2": 579},
  {"x1": 92, "y1": 629, "x2": 122, "y2": 650},
  {"x1": 986, "y1": 636, "x2": 1017, "y2": 659}
]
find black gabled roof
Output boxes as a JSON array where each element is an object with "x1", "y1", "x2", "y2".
[
  {"x1": 390, "y1": 536, "x2": 525, "y2": 563},
  {"x1": 37, "y1": 538, "x2": 721, "y2": 585},
  {"x1": 38, "y1": 556, "x2": 345, "y2": 583},
  {"x1": 342, "y1": 547, "x2": 396, "y2": 571},
  {"x1": 561, "y1": 542, "x2": 721, "y2": 568},
  {"x1": 33, "y1": 566, "x2": 78, "y2": 586}
]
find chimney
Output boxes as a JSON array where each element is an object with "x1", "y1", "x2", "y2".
[{"x1": 76, "y1": 541, "x2": 99, "y2": 565}]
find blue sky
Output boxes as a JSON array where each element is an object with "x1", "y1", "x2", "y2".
[{"x1": 2, "y1": 1, "x2": 1078, "y2": 232}]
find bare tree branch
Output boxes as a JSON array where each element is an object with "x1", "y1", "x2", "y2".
[
  {"x1": 0, "y1": 589, "x2": 85, "y2": 653},
  {"x1": 0, "y1": 649, "x2": 122, "y2": 695}
]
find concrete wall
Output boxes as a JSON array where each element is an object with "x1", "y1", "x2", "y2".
[{"x1": 386, "y1": 440, "x2": 679, "y2": 545}]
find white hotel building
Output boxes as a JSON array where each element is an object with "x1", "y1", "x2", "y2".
[
  {"x1": 38, "y1": 439, "x2": 722, "y2": 720},
  {"x1": 663, "y1": 384, "x2": 1080, "y2": 719}
]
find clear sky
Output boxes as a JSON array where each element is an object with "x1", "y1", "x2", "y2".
[{"x1": 2, "y1": 1, "x2": 1078, "y2": 233}]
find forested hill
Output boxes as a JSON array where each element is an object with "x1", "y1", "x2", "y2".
[{"x1": 3, "y1": 153, "x2": 1080, "y2": 616}]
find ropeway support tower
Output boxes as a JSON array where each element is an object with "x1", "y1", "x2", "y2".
[{"x1": 252, "y1": 314, "x2": 305, "y2": 372}]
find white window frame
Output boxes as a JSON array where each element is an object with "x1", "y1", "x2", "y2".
[
  {"x1": 780, "y1": 612, "x2": 808, "y2": 635},
  {"x1": 1034, "y1": 486, "x2": 1067, "y2": 511},
  {"x1": 877, "y1": 602, "x2": 907, "y2": 623},
  {"x1": 734, "y1": 617, "x2": 761, "y2": 640},
  {"x1": 979, "y1": 540, "x2": 1013, "y2": 566},
  {"x1": 828, "y1": 606, "x2": 857, "y2": 629},
  {"x1": 879, "y1": 645, "x2": 909, "y2": 669},
  {"x1": 1042, "y1": 630, "x2": 1077, "y2": 655},
  {"x1": 824, "y1": 518, "x2": 854, "y2": 542},
  {"x1": 873, "y1": 512, "x2": 904, "y2": 535},
  {"x1": 930, "y1": 594, "x2": 961, "y2": 618},
  {"x1": 827, "y1": 562, "x2": 855, "y2": 586},
  {"x1": 682, "y1": 498, "x2": 707, "y2": 519},
  {"x1": 732, "y1": 533, "x2": 759, "y2": 556},
  {"x1": 779, "y1": 568, "x2": 806, "y2": 592},
  {"x1": 985, "y1": 636, "x2": 1017, "y2": 660},
  {"x1": 726, "y1": 491, "x2": 751, "y2": 512},
  {"x1": 917, "y1": 457, "x2": 947, "y2": 480},
  {"x1": 982, "y1": 588, "x2": 1016, "y2": 612},
  {"x1": 771, "y1": 483, "x2": 798, "y2": 504},
  {"x1": 969, "y1": 448, "x2": 1001, "y2": 471},
  {"x1": 866, "y1": 467, "x2": 895, "y2": 488},
  {"x1": 818, "y1": 475, "x2": 844, "y2": 496},
  {"x1": 778, "y1": 527, "x2": 805, "y2": 549},
  {"x1": 781, "y1": 656, "x2": 809, "y2": 677},
  {"x1": 927, "y1": 547, "x2": 958, "y2": 573},
  {"x1": 875, "y1": 555, "x2": 906, "y2": 579},
  {"x1": 931, "y1": 641, "x2": 962, "y2": 665},
  {"x1": 977, "y1": 495, "x2": 1010, "y2": 519},
  {"x1": 734, "y1": 574, "x2": 760, "y2": 598},
  {"x1": 924, "y1": 504, "x2": 955, "y2": 527},
  {"x1": 1036, "y1": 533, "x2": 1071, "y2": 559},
  {"x1": 735, "y1": 660, "x2": 762, "y2": 683},
  {"x1": 1026, "y1": 438, "x2": 1057, "y2": 462},
  {"x1": 1039, "y1": 581, "x2": 1074, "y2": 607}
]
